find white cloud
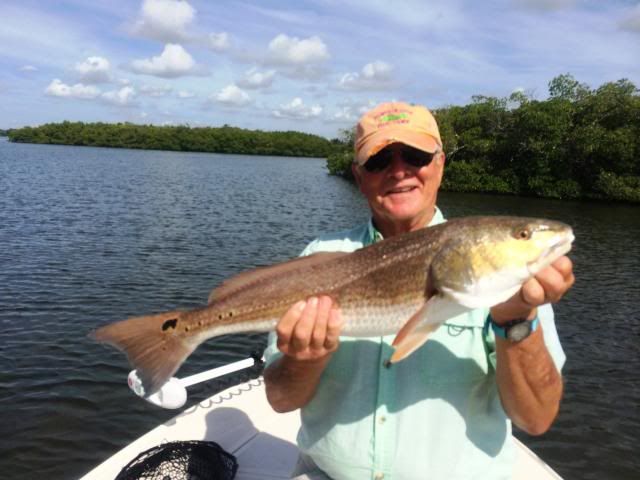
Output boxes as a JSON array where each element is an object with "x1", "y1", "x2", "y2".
[
  {"x1": 267, "y1": 34, "x2": 330, "y2": 65},
  {"x1": 208, "y1": 32, "x2": 230, "y2": 51},
  {"x1": 75, "y1": 56, "x2": 111, "y2": 84},
  {"x1": 332, "y1": 106, "x2": 357, "y2": 122},
  {"x1": 329, "y1": 100, "x2": 377, "y2": 123},
  {"x1": 237, "y1": 68, "x2": 275, "y2": 89},
  {"x1": 620, "y1": 5, "x2": 640, "y2": 32},
  {"x1": 102, "y1": 86, "x2": 136, "y2": 106},
  {"x1": 338, "y1": 61, "x2": 393, "y2": 90},
  {"x1": 273, "y1": 97, "x2": 322, "y2": 119},
  {"x1": 139, "y1": 84, "x2": 172, "y2": 97},
  {"x1": 177, "y1": 90, "x2": 195, "y2": 98},
  {"x1": 280, "y1": 64, "x2": 331, "y2": 81},
  {"x1": 339, "y1": 0, "x2": 465, "y2": 30},
  {"x1": 214, "y1": 84, "x2": 251, "y2": 106},
  {"x1": 133, "y1": 0, "x2": 195, "y2": 42},
  {"x1": 242, "y1": 4, "x2": 317, "y2": 25},
  {"x1": 363, "y1": 61, "x2": 391, "y2": 79},
  {"x1": 20, "y1": 65, "x2": 37, "y2": 72},
  {"x1": 44, "y1": 79, "x2": 100, "y2": 99},
  {"x1": 512, "y1": 0, "x2": 575, "y2": 11},
  {"x1": 130, "y1": 44, "x2": 199, "y2": 78}
]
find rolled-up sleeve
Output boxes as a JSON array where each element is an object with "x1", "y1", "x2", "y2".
[
  {"x1": 538, "y1": 303, "x2": 567, "y2": 372},
  {"x1": 264, "y1": 331, "x2": 282, "y2": 368}
]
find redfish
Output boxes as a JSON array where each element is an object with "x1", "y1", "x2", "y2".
[{"x1": 92, "y1": 216, "x2": 574, "y2": 394}]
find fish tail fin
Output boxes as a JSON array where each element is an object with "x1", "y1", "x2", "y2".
[{"x1": 90, "y1": 310, "x2": 197, "y2": 395}]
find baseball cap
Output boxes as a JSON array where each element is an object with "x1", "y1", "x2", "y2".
[{"x1": 354, "y1": 102, "x2": 442, "y2": 166}]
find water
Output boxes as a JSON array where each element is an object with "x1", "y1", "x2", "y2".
[{"x1": 1, "y1": 139, "x2": 638, "y2": 479}]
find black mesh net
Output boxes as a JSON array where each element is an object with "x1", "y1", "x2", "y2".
[{"x1": 115, "y1": 440, "x2": 238, "y2": 480}]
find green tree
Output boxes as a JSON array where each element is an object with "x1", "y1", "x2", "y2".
[
  {"x1": 7, "y1": 122, "x2": 337, "y2": 158},
  {"x1": 548, "y1": 73, "x2": 591, "y2": 102},
  {"x1": 325, "y1": 128, "x2": 355, "y2": 179}
]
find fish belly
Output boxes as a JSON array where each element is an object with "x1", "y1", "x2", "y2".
[{"x1": 340, "y1": 298, "x2": 424, "y2": 337}]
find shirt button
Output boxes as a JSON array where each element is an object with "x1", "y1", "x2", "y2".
[
  {"x1": 374, "y1": 473, "x2": 384, "y2": 480},
  {"x1": 378, "y1": 416, "x2": 386, "y2": 424}
]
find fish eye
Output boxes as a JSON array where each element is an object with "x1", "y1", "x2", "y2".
[{"x1": 515, "y1": 228, "x2": 531, "y2": 240}]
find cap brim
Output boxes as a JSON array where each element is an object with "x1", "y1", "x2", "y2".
[{"x1": 355, "y1": 129, "x2": 441, "y2": 166}]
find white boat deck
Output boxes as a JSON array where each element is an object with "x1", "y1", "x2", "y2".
[{"x1": 80, "y1": 377, "x2": 562, "y2": 479}]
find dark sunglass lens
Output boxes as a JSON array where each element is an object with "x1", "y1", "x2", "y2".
[
  {"x1": 403, "y1": 147, "x2": 434, "y2": 168},
  {"x1": 364, "y1": 146, "x2": 434, "y2": 172},
  {"x1": 364, "y1": 149, "x2": 392, "y2": 172}
]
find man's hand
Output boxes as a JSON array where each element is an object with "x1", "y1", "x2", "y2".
[
  {"x1": 491, "y1": 256, "x2": 575, "y2": 324},
  {"x1": 276, "y1": 295, "x2": 343, "y2": 361},
  {"x1": 264, "y1": 295, "x2": 343, "y2": 413}
]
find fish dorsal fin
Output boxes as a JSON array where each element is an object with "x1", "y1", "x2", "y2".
[{"x1": 208, "y1": 252, "x2": 348, "y2": 304}]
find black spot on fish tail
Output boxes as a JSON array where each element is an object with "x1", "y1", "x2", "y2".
[{"x1": 162, "y1": 318, "x2": 178, "y2": 331}]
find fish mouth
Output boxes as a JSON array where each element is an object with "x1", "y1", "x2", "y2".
[{"x1": 527, "y1": 230, "x2": 575, "y2": 274}]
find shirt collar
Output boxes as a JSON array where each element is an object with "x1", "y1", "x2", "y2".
[{"x1": 365, "y1": 206, "x2": 446, "y2": 245}]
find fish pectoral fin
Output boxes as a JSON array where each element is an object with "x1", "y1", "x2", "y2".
[
  {"x1": 390, "y1": 295, "x2": 470, "y2": 363},
  {"x1": 390, "y1": 319, "x2": 439, "y2": 363}
]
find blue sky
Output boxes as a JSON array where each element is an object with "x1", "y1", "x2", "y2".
[{"x1": 1, "y1": 0, "x2": 639, "y2": 138}]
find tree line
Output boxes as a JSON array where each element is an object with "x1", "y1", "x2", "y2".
[
  {"x1": 6, "y1": 74, "x2": 639, "y2": 202},
  {"x1": 7, "y1": 122, "x2": 338, "y2": 158},
  {"x1": 328, "y1": 74, "x2": 640, "y2": 203}
]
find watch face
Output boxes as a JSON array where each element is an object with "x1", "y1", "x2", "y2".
[{"x1": 507, "y1": 321, "x2": 532, "y2": 342}]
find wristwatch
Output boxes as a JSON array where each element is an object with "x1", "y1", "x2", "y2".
[{"x1": 488, "y1": 315, "x2": 539, "y2": 342}]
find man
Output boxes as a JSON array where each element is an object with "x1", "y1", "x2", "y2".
[{"x1": 263, "y1": 102, "x2": 574, "y2": 479}]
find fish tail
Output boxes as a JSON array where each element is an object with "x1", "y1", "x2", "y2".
[{"x1": 90, "y1": 310, "x2": 198, "y2": 395}]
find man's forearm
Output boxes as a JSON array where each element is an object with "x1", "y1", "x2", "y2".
[
  {"x1": 264, "y1": 355, "x2": 331, "y2": 413},
  {"x1": 495, "y1": 327, "x2": 563, "y2": 435}
]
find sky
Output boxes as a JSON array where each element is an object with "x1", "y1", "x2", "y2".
[{"x1": 1, "y1": 0, "x2": 639, "y2": 139}]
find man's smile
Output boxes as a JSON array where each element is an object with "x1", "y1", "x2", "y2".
[{"x1": 385, "y1": 185, "x2": 418, "y2": 195}]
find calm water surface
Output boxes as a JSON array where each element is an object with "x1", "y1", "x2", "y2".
[{"x1": 1, "y1": 139, "x2": 638, "y2": 479}]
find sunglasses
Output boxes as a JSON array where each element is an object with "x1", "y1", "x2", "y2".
[{"x1": 364, "y1": 145, "x2": 436, "y2": 173}]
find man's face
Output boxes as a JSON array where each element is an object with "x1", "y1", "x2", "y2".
[{"x1": 352, "y1": 142, "x2": 445, "y2": 232}]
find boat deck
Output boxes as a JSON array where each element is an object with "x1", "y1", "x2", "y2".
[{"x1": 80, "y1": 378, "x2": 562, "y2": 479}]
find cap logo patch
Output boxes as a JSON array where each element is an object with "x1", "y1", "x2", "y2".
[{"x1": 377, "y1": 110, "x2": 411, "y2": 129}]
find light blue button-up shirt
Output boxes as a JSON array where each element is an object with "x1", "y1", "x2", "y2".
[{"x1": 264, "y1": 207, "x2": 566, "y2": 480}]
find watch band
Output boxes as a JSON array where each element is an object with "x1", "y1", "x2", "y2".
[{"x1": 486, "y1": 315, "x2": 539, "y2": 341}]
